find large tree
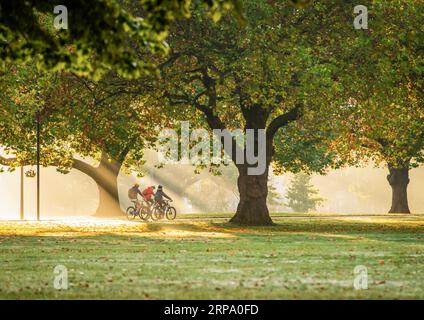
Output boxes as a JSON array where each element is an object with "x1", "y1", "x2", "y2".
[
  {"x1": 0, "y1": 0, "x2": 240, "y2": 216},
  {"x1": 335, "y1": 0, "x2": 423, "y2": 213},
  {"x1": 338, "y1": 98, "x2": 423, "y2": 214},
  {"x1": 0, "y1": 0, "x2": 319, "y2": 218},
  {"x1": 154, "y1": 0, "x2": 353, "y2": 225},
  {"x1": 0, "y1": 64, "x2": 166, "y2": 217}
]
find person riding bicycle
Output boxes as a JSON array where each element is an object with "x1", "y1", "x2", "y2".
[
  {"x1": 154, "y1": 185, "x2": 172, "y2": 209},
  {"x1": 142, "y1": 186, "x2": 156, "y2": 206},
  {"x1": 128, "y1": 183, "x2": 142, "y2": 210}
]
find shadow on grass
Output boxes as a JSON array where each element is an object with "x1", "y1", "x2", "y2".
[
  {"x1": 0, "y1": 217, "x2": 423, "y2": 244},
  {"x1": 216, "y1": 217, "x2": 424, "y2": 233}
]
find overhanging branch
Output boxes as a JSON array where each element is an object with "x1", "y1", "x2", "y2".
[
  {"x1": 266, "y1": 104, "x2": 302, "y2": 140},
  {"x1": 0, "y1": 154, "x2": 97, "y2": 178}
]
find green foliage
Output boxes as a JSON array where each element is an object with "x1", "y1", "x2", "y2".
[
  {"x1": 0, "y1": 0, "x2": 238, "y2": 79},
  {"x1": 273, "y1": 120, "x2": 339, "y2": 175},
  {"x1": 285, "y1": 173, "x2": 324, "y2": 213},
  {"x1": 1, "y1": 0, "x2": 421, "y2": 214},
  {"x1": 333, "y1": 0, "x2": 423, "y2": 170},
  {"x1": 156, "y1": 0, "x2": 354, "y2": 175},
  {"x1": 0, "y1": 64, "x2": 74, "y2": 171},
  {"x1": 0, "y1": 63, "x2": 167, "y2": 173},
  {"x1": 57, "y1": 71, "x2": 164, "y2": 167}
]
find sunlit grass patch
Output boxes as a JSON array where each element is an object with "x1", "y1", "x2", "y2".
[{"x1": 0, "y1": 220, "x2": 236, "y2": 239}]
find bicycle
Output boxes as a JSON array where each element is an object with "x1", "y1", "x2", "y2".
[
  {"x1": 126, "y1": 199, "x2": 153, "y2": 221},
  {"x1": 151, "y1": 200, "x2": 177, "y2": 221}
]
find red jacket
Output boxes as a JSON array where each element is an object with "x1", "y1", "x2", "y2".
[{"x1": 142, "y1": 187, "x2": 155, "y2": 201}]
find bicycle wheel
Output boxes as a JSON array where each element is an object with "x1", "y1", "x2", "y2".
[
  {"x1": 151, "y1": 207, "x2": 162, "y2": 221},
  {"x1": 166, "y1": 207, "x2": 177, "y2": 220},
  {"x1": 139, "y1": 207, "x2": 150, "y2": 221},
  {"x1": 126, "y1": 206, "x2": 137, "y2": 220}
]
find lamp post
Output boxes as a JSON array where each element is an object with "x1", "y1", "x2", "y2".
[
  {"x1": 36, "y1": 111, "x2": 40, "y2": 221},
  {"x1": 20, "y1": 165, "x2": 24, "y2": 220}
]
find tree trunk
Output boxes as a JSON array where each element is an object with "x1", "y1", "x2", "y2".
[
  {"x1": 230, "y1": 164, "x2": 273, "y2": 226},
  {"x1": 72, "y1": 152, "x2": 124, "y2": 218},
  {"x1": 94, "y1": 182, "x2": 122, "y2": 218},
  {"x1": 92, "y1": 155, "x2": 123, "y2": 218},
  {"x1": 387, "y1": 165, "x2": 410, "y2": 214},
  {"x1": 228, "y1": 105, "x2": 275, "y2": 226},
  {"x1": 1, "y1": 151, "x2": 126, "y2": 218}
]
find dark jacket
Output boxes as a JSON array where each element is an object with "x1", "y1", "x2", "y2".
[{"x1": 154, "y1": 189, "x2": 171, "y2": 201}]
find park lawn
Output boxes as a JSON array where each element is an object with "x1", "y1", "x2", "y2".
[{"x1": 0, "y1": 215, "x2": 423, "y2": 299}]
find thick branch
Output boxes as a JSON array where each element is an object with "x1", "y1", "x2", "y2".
[
  {"x1": 72, "y1": 158, "x2": 97, "y2": 176},
  {"x1": 1, "y1": 154, "x2": 97, "y2": 176},
  {"x1": 375, "y1": 138, "x2": 390, "y2": 148},
  {"x1": 194, "y1": 103, "x2": 226, "y2": 131},
  {"x1": 266, "y1": 105, "x2": 302, "y2": 140}
]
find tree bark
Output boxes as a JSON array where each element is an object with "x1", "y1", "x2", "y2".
[
  {"x1": 229, "y1": 104, "x2": 275, "y2": 226},
  {"x1": 73, "y1": 153, "x2": 124, "y2": 218},
  {"x1": 93, "y1": 158, "x2": 123, "y2": 217},
  {"x1": 387, "y1": 164, "x2": 410, "y2": 214},
  {"x1": 230, "y1": 164, "x2": 273, "y2": 226}
]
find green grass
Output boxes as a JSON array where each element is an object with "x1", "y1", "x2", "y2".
[{"x1": 0, "y1": 215, "x2": 423, "y2": 299}]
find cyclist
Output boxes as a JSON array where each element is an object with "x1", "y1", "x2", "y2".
[
  {"x1": 154, "y1": 185, "x2": 172, "y2": 209},
  {"x1": 128, "y1": 183, "x2": 142, "y2": 210},
  {"x1": 142, "y1": 185, "x2": 156, "y2": 206}
]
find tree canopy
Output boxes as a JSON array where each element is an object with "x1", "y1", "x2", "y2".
[
  {"x1": 0, "y1": 0, "x2": 421, "y2": 223},
  {"x1": 152, "y1": 0, "x2": 358, "y2": 224},
  {"x1": 0, "y1": 64, "x2": 169, "y2": 216},
  {"x1": 0, "y1": 0, "x2": 239, "y2": 79},
  {"x1": 333, "y1": 0, "x2": 423, "y2": 213}
]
